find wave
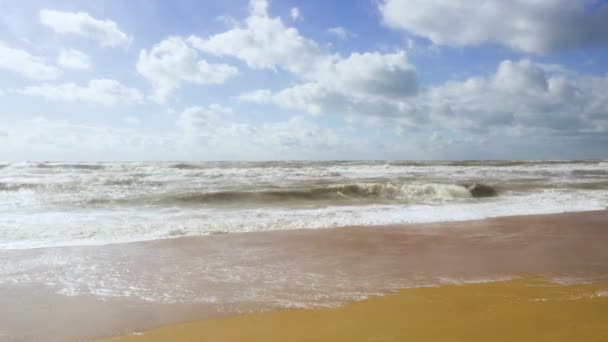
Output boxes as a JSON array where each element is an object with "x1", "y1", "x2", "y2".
[
  {"x1": 0, "y1": 182, "x2": 40, "y2": 192},
  {"x1": 169, "y1": 161, "x2": 336, "y2": 170},
  {"x1": 164, "y1": 160, "x2": 607, "y2": 170},
  {"x1": 148, "y1": 182, "x2": 498, "y2": 207},
  {"x1": 35, "y1": 163, "x2": 106, "y2": 170},
  {"x1": 170, "y1": 163, "x2": 204, "y2": 170},
  {"x1": 572, "y1": 169, "x2": 608, "y2": 176},
  {"x1": 388, "y1": 160, "x2": 602, "y2": 167}
]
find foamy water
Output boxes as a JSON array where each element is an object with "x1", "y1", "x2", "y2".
[{"x1": 1, "y1": 160, "x2": 607, "y2": 249}]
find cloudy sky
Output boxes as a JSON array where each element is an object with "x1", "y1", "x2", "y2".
[{"x1": 1, "y1": 0, "x2": 607, "y2": 161}]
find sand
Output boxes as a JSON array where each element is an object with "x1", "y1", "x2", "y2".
[
  {"x1": 1, "y1": 210, "x2": 608, "y2": 341},
  {"x1": 106, "y1": 277, "x2": 608, "y2": 342}
]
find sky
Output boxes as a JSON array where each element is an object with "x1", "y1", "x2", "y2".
[{"x1": 0, "y1": 0, "x2": 607, "y2": 161}]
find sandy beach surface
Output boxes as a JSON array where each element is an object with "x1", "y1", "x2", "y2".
[
  {"x1": 1, "y1": 210, "x2": 608, "y2": 341},
  {"x1": 106, "y1": 277, "x2": 608, "y2": 342}
]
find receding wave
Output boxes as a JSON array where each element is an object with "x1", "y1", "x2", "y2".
[{"x1": 146, "y1": 182, "x2": 498, "y2": 207}]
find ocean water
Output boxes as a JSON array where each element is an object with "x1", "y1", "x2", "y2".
[{"x1": 1, "y1": 160, "x2": 607, "y2": 249}]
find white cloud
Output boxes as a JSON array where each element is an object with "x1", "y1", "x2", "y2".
[
  {"x1": 188, "y1": 0, "x2": 329, "y2": 75},
  {"x1": 200, "y1": 0, "x2": 606, "y2": 150},
  {"x1": 16, "y1": 79, "x2": 143, "y2": 106},
  {"x1": 136, "y1": 36, "x2": 239, "y2": 103},
  {"x1": 290, "y1": 7, "x2": 301, "y2": 21},
  {"x1": 123, "y1": 116, "x2": 140, "y2": 125},
  {"x1": 57, "y1": 48, "x2": 91, "y2": 70},
  {"x1": 425, "y1": 59, "x2": 608, "y2": 135},
  {"x1": 249, "y1": 0, "x2": 269, "y2": 17},
  {"x1": 379, "y1": 0, "x2": 608, "y2": 53},
  {"x1": 328, "y1": 27, "x2": 356, "y2": 40},
  {"x1": 240, "y1": 83, "x2": 354, "y2": 116},
  {"x1": 244, "y1": 58, "x2": 608, "y2": 149},
  {"x1": 240, "y1": 81, "x2": 423, "y2": 124},
  {"x1": 241, "y1": 50, "x2": 419, "y2": 110},
  {"x1": 0, "y1": 40, "x2": 61, "y2": 80},
  {"x1": 175, "y1": 106, "x2": 348, "y2": 158},
  {"x1": 318, "y1": 51, "x2": 418, "y2": 99},
  {"x1": 176, "y1": 104, "x2": 233, "y2": 138},
  {"x1": 193, "y1": 0, "x2": 418, "y2": 119},
  {"x1": 39, "y1": 9, "x2": 132, "y2": 47}
]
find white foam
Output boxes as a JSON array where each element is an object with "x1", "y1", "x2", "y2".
[
  {"x1": 1, "y1": 161, "x2": 607, "y2": 249},
  {"x1": 0, "y1": 189, "x2": 606, "y2": 249}
]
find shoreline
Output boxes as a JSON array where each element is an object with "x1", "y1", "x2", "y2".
[
  {"x1": 105, "y1": 276, "x2": 608, "y2": 342},
  {"x1": 4, "y1": 208, "x2": 607, "y2": 251},
  {"x1": 1, "y1": 210, "x2": 607, "y2": 341}
]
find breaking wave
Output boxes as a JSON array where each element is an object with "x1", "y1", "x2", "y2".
[
  {"x1": 2, "y1": 160, "x2": 608, "y2": 249},
  {"x1": 149, "y1": 182, "x2": 498, "y2": 207}
]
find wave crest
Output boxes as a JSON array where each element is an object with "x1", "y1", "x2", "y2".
[{"x1": 154, "y1": 182, "x2": 496, "y2": 207}]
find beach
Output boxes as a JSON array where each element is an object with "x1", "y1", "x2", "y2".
[
  {"x1": 3, "y1": 0, "x2": 608, "y2": 338},
  {"x1": 1, "y1": 210, "x2": 608, "y2": 341},
  {"x1": 107, "y1": 277, "x2": 608, "y2": 342}
]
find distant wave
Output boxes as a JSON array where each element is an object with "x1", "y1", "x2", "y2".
[
  {"x1": 169, "y1": 161, "x2": 335, "y2": 169},
  {"x1": 145, "y1": 182, "x2": 498, "y2": 207},
  {"x1": 1, "y1": 160, "x2": 604, "y2": 171},
  {"x1": 0, "y1": 182, "x2": 40, "y2": 192},
  {"x1": 388, "y1": 160, "x2": 602, "y2": 167},
  {"x1": 35, "y1": 163, "x2": 107, "y2": 170},
  {"x1": 170, "y1": 163, "x2": 203, "y2": 170}
]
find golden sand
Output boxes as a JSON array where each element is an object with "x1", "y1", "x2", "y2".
[{"x1": 107, "y1": 277, "x2": 608, "y2": 342}]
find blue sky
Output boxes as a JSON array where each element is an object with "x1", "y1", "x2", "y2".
[{"x1": 0, "y1": 0, "x2": 607, "y2": 161}]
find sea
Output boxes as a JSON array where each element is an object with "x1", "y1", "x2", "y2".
[{"x1": 1, "y1": 160, "x2": 607, "y2": 249}]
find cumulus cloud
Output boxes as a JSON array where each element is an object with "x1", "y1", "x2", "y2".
[
  {"x1": 319, "y1": 51, "x2": 418, "y2": 99},
  {"x1": 327, "y1": 27, "x2": 356, "y2": 40},
  {"x1": 39, "y1": 9, "x2": 132, "y2": 47},
  {"x1": 426, "y1": 59, "x2": 608, "y2": 137},
  {"x1": 184, "y1": 0, "x2": 607, "y2": 156},
  {"x1": 15, "y1": 79, "x2": 143, "y2": 106},
  {"x1": 244, "y1": 57, "x2": 608, "y2": 153},
  {"x1": 188, "y1": 2, "x2": 326, "y2": 74},
  {"x1": 57, "y1": 48, "x2": 91, "y2": 70},
  {"x1": 136, "y1": 36, "x2": 239, "y2": 103},
  {"x1": 192, "y1": 0, "x2": 418, "y2": 120},
  {"x1": 0, "y1": 41, "x2": 61, "y2": 80},
  {"x1": 379, "y1": 0, "x2": 608, "y2": 53},
  {"x1": 241, "y1": 50, "x2": 419, "y2": 111}
]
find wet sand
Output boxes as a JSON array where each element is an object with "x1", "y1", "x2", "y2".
[
  {"x1": 106, "y1": 277, "x2": 608, "y2": 342},
  {"x1": 1, "y1": 210, "x2": 608, "y2": 341}
]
